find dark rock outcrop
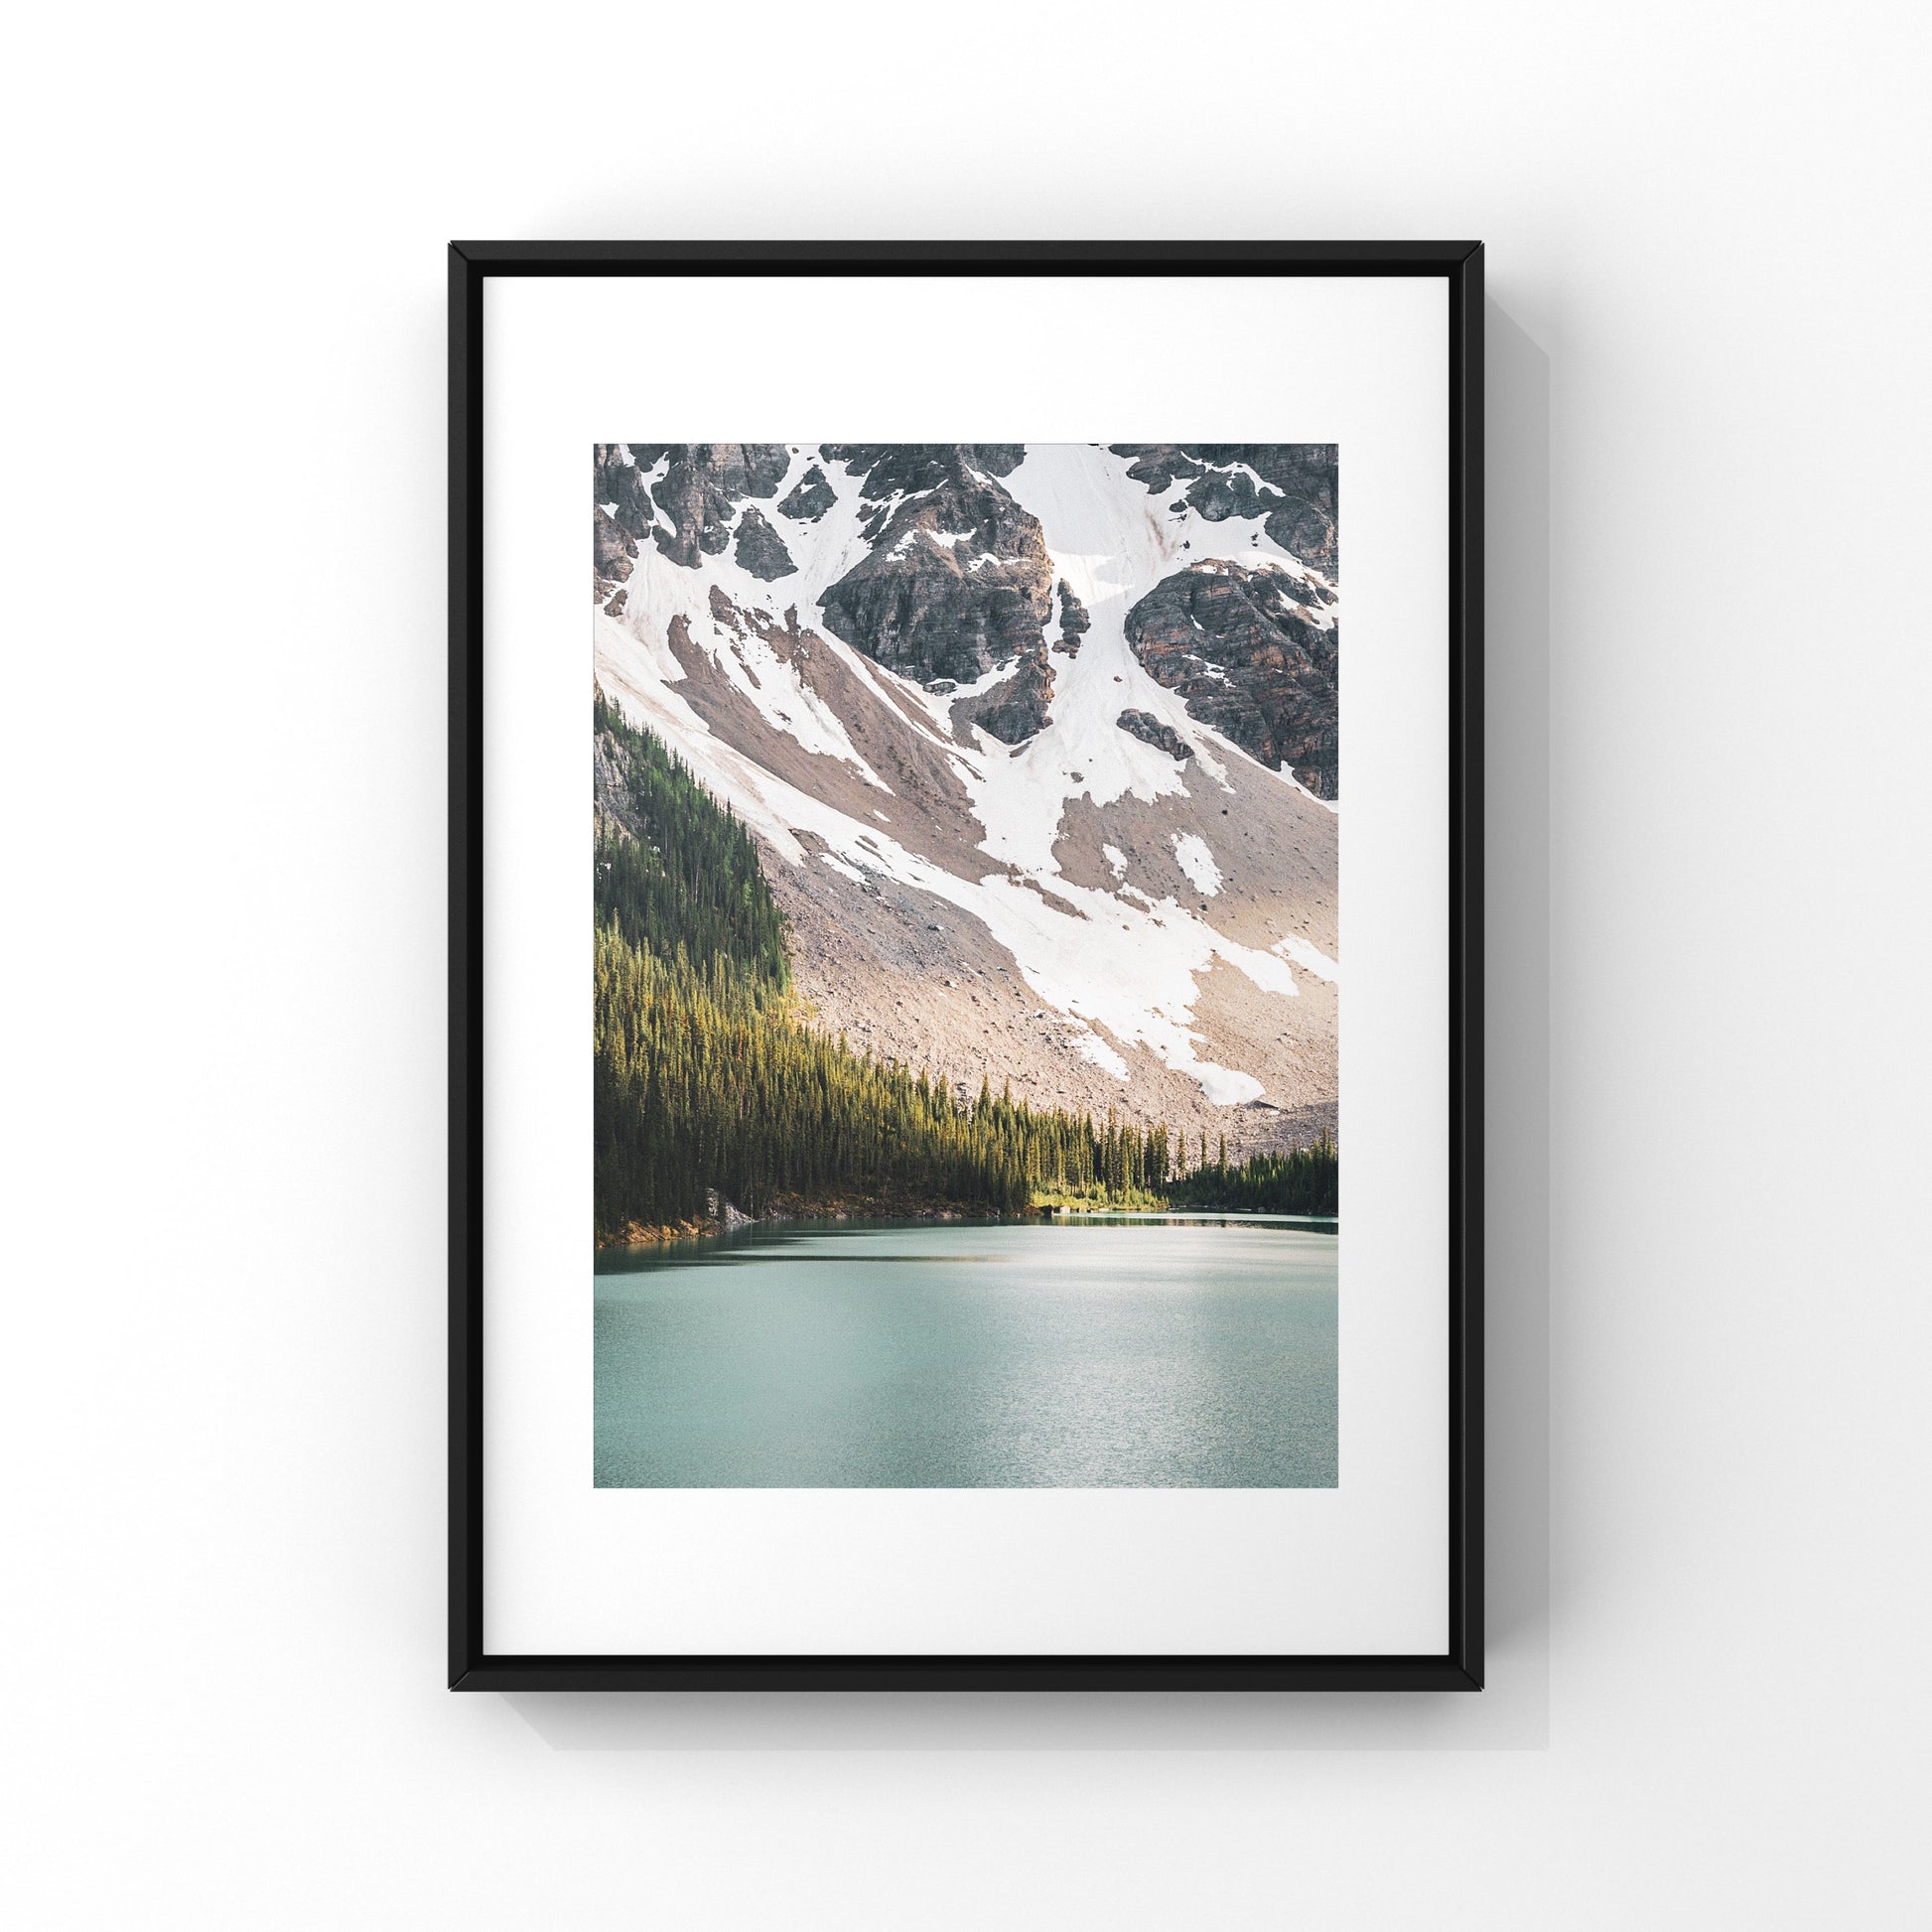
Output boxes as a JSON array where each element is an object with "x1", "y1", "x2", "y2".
[
  {"x1": 648, "y1": 444, "x2": 791, "y2": 568},
  {"x1": 593, "y1": 443, "x2": 795, "y2": 576},
  {"x1": 1124, "y1": 561, "x2": 1338, "y2": 797},
  {"x1": 776, "y1": 463, "x2": 836, "y2": 521},
  {"x1": 1116, "y1": 709, "x2": 1190, "y2": 761},
  {"x1": 593, "y1": 700, "x2": 649, "y2": 843},
  {"x1": 594, "y1": 444, "x2": 664, "y2": 545},
  {"x1": 1110, "y1": 444, "x2": 1338, "y2": 575},
  {"x1": 734, "y1": 506, "x2": 796, "y2": 581},
  {"x1": 824, "y1": 445, "x2": 1027, "y2": 501},
  {"x1": 594, "y1": 505, "x2": 637, "y2": 600},
  {"x1": 1114, "y1": 448, "x2": 1203, "y2": 493},
  {"x1": 956, "y1": 647, "x2": 1055, "y2": 746},
  {"x1": 817, "y1": 451, "x2": 1054, "y2": 685},
  {"x1": 1054, "y1": 580, "x2": 1090, "y2": 655},
  {"x1": 1183, "y1": 466, "x2": 1279, "y2": 522}
]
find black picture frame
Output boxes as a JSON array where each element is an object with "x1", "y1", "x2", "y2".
[{"x1": 449, "y1": 239, "x2": 1483, "y2": 1693}]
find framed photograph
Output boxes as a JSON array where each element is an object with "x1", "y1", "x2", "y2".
[{"x1": 450, "y1": 240, "x2": 1482, "y2": 1691}]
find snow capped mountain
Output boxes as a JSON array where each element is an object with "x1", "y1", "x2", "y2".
[{"x1": 592, "y1": 442, "x2": 1340, "y2": 1153}]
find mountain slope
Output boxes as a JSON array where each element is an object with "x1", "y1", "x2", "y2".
[
  {"x1": 592, "y1": 692, "x2": 1192, "y2": 1235},
  {"x1": 591, "y1": 442, "x2": 1340, "y2": 1157}
]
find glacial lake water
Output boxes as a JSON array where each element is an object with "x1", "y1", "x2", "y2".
[{"x1": 594, "y1": 1217, "x2": 1337, "y2": 1488}]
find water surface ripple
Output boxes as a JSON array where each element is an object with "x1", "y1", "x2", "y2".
[{"x1": 594, "y1": 1219, "x2": 1337, "y2": 1488}]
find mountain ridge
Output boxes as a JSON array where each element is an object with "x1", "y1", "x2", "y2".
[{"x1": 592, "y1": 442, "x2": 1340, "y2": 1159}]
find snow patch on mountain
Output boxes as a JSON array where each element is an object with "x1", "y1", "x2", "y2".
[
  {"x1": 1073, "y1": 1029, "x2": 1131, "y2": 1080},
  {"x1": 606, "y1": 527, "x2": 890, "y2": 789},
  {"x1": 1172, "y1": 834, "x2": 1222, "y2": 896},
  {"x1": 1273, "y1": 932, "x2": 1339, "y2": 982},
  {"x1": 600, "y1": 604, "x2": 1301, "y2": 1103}
]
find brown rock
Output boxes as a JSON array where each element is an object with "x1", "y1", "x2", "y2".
[
  {"x1": 1125, "y1": 561, "x2": 1338, "y2": 797},
  {"x1": 818, "y1": 456, "x2": 1054, "y2": 684}
]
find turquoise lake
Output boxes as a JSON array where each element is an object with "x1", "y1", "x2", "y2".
[{"x1": 594, "y1": 1217, "x2": 1337, "y2": 1488}]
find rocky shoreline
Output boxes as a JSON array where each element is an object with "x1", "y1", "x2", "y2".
[
  {"x1": 595, "y1": 1183, "x2": 1023, "y2": 1250},
  {"x1": 594, "y1": 1177, "x2": 1336, "y2": 1250}
]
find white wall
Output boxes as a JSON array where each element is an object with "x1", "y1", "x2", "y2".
[{"x1": 5, "y1": 2, "x2": 1927, "y2": 1925}]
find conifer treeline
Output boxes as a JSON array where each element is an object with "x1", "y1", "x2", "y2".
[
  {"x1": 597, "y1": 921, "x2": 1174, "y2": 1225},
  {"x1": 592, "y1": 690, "x2": 1336, "y2": 1233},
  {"x1": 1166, "y1": 1132, "x2": 1339, "y2": 1216},
  {"x1": 594, "y1": 687, "x2": 787, "y2": 983}
]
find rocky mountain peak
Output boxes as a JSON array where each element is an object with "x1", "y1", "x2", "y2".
[
  {"x1": 1054, "y1": 580, "x2": 1091, "y2": 656},
  {"x1": 648, "y1": 444, "x2": 791, "y2": 568},
  {"x1": 824, "y1": 444, "x2": 1027, "y2": 503},
  {"x1": 592, "y1": 442, "x2": 796, "y2": 578},
  {"x1": 1110, "y1": 444, "x2": 1337, "y2": 575},
  {"x1": 816, "y1": 456, "x2": 1055, "y2": 685},
  {"x1": 776, "y1": 463, "x2": 836, "y2": 522},
  {"x1": 1125, "y1": 560, "x2": 1338, "y2": 797},
  {"x1": 734, "y1": 506, "x2": 796, "y2": 581}
]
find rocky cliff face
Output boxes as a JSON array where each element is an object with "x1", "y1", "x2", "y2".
[
  {"x1": 956, "y1": 646, "x2": 1055, "y2": 745},
  {"x1": 776, "y1": 463, "x2": 836, "y2": 521},
  {"x1": 1054, "y1": 579, "x2": 1090, "y2": 656},
  {"x1": 647, "y1": 443, "x2": 791, "y2": 567},
  {"x1": 814, "y1": 446, "x2": 1055, "y2": 685},
  {"x1": 733, "y1": 506, "x2": 795, "y2": 581},
  {"x1": 1116, "y1": 709, "x2": 1191, "y2": 761},
  {"x1": 593, "y1": 442, "x2": 795, "y2": 591},
  {"x1": 594, "y1": 441, "x2": 660, "y2": 549},
  {"x1": 1124, "y1": 561, "x2": 1338, "y2": 797},
  {"x1": 822, "y1": 444, "x2": 1027, "y2": 498},
  {"x1": 1110, "y1": 444, "x2": 1337, "y2": 575},
  {"x1": 594, "y1": 505, "x2": 637, "y2": 602}
]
